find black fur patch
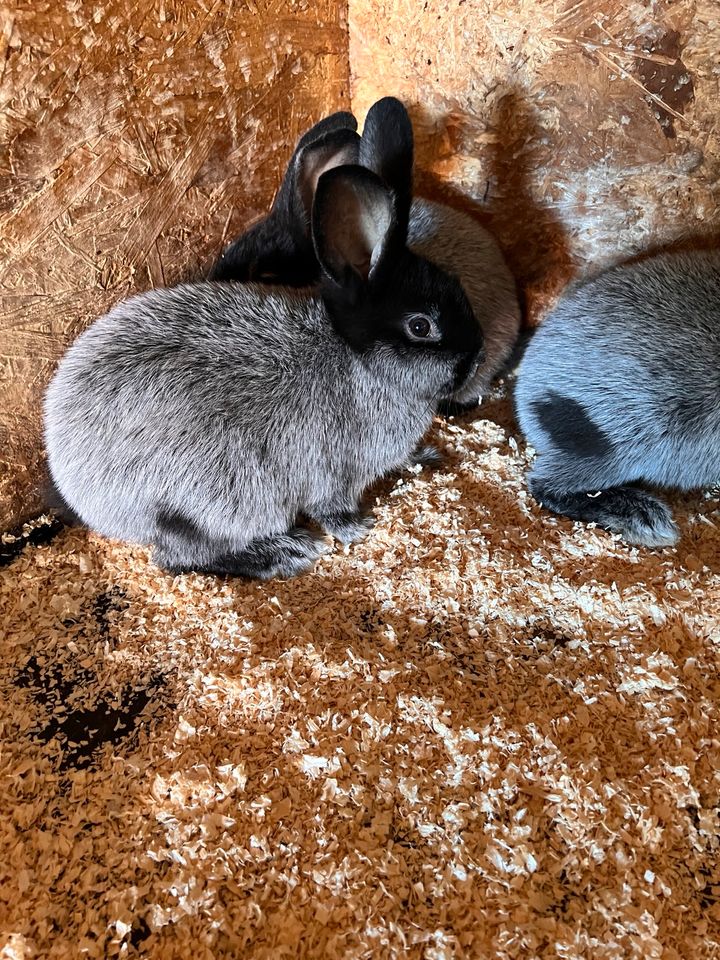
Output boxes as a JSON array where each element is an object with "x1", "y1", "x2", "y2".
[
  {"x1": 159, "y1": 528, "x2": 325, "y2": 579},
  {"x1": 311, "y1": 509, "x2": 372, "y2": 544},
  {"x1": 322, "y1": 248, "x2": 482, "y2": 365},
  {"x1": 209, "y1": 218, "x2": 289, "y2": 284},
  {"x1": 448, "y1": 349, "x2": 484, "y2": 398},
  {"x1": 533, "y1": 392, "x2": 614, "y2": 459},
  {"x1": 358, "y1": 96, "x2": 414, "y2": 232},
  {"x1": 211, "y1": 234, "x2": 318, "y2": 287},
  {"x1": 155, "y1": 507, "x2": 204, "y2": 541},
  {"x1": 43, "y1": 477, "x2": 83, "y2": 526},
  {"x1": 528, "y1": 478, "x2": 677, "y2": 545},
  {"x1": 437, "y1": 398, "x2": 480, "y2": 419}
]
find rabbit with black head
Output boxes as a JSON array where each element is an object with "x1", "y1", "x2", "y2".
[
  {"x1": 44, "y1": 116, "x2": 483, "y2": 579},
  {"x1": 514, "y1": 249, "x2": 720, "y2": 546},
  {"x1": 212, "y1": 98, "x2": 520, "y2": 407},
  {"x1": 359, "y1": 98, "x2": 521, "y2": 407}
]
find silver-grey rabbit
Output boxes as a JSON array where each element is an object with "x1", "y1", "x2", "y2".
[
  {"x1": 44, "y1": 106, "x2": 484, "y2": 579},
  {"x1": 211, "y1": 97, "x2": 520, "y2": 405},
  {"x1": 514, "y1": 249, "x2": 720, "y2": 546}
]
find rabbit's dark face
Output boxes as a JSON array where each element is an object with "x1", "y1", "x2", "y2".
[
  {"x1": 209, "y1": 219, "x2": 318, "y2": 287},
  {"x1": 311, "y1": 100, "x2": 485, "y2": 401},
  {"x1": 323, "y1": 250, "x2": 485, "y2": 399}
]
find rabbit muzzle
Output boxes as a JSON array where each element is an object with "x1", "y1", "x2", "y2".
[{"x1": 440, "y1": 345, "x2": 486, "y2": 400}]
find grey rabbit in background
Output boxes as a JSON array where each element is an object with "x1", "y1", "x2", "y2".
[
  {"x1": 514, "y1": 249, "x2": 720, "y2": 547},
  {"x1": 44, "y1": 104, "x2": 484, "y2": 580},
  {"x1": 211, "y1": 97, "x2": 520, "y2": 406}
]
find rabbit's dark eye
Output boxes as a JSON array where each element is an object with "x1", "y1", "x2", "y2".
[
  {"x1": 403, "y1": 312, "x2": 442, "y2": 344},
  {"x1": 404, "y1": 313, "x2": 439, "y2": 343},
  {"x1": 411, "y1": 317, "x2": 431, "y2": 337}
]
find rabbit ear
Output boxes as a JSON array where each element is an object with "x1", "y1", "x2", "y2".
[
  {"x1": 291, "y1": 128, "x2": 361, "y2": 229},
  {"x1": 312, "y1": 164, "x2": 397, "y2": 287},
  {"x1": 209, "y1": 114, "x2": 358, "y2": 284},
  {"x1": 358, "y1": 97, "x2": 414, "y2": 234},
  {"x1": 295, "y1": 111, "x2": 358, "y2": 151},
  {"x1": 271, "y1": 113, "x2": 360, "y2": 230}
]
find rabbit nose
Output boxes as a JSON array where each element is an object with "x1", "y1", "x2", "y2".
[{"x1": 449, "y1": 351, "x2": 481, "y2": 395}]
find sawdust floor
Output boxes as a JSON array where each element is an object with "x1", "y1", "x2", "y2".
[{"x1": 2, "y1": 393, "x2": 720, "y2": 960}]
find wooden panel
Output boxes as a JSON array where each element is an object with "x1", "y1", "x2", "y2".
[
  {"x1": 350, "y1": 0, "x2": 719, "y2": 322},
  {"x1": 0, "y1": 0, "x2": 349, "y2": 529}
]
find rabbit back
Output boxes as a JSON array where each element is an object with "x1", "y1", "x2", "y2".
[{"x1": 515, "y1": 249, "x2": 720, "y2": 493}]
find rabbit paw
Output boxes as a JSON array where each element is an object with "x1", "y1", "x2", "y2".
[
  {"x1": 317, "y1": 510, "x2": 375, "y2": 545},
  {"x1": 408, "y1": 443, "x2": 443, "y2": 468}
]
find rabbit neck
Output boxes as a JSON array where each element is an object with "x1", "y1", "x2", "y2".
[{"x1": 348, "y1": 343, "x2": 444, "y2": 406}]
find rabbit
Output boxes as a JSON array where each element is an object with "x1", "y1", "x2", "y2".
[
  {"x1": 210, "y1": 111, "x2": 360, "y2": 286},
  {"x1": 211, "y1": 98, "x2": 521, "y2": 408},
  {"x1": 44, "y1": 137, "x2": 484, "y2": 580},
  {"x1": 513, "y1": 248, "x2": 720, "y2": 547},
  {"x1": 359, "y1": 98, "x2": 521, "y2": 407},
  {"x1": 210, "y1": 102, "x2": 447, "y2": 473}
]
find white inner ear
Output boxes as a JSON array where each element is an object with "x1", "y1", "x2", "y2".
[{"x1": 308, "y1": 143, "x2": 356, "y2": 195}]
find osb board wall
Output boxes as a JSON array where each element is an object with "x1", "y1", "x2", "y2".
[
  {"x1": 0, "y1": 0, "x2": 349, "y2": 530},
  {"x1": 350, "y1": 0, "x2": 720, "y2": 321}
]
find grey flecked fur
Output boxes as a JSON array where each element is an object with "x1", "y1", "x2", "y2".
[
  {"x1": 407, "y1": 198, "x2": 521, "y2": 403},
  {"x1": 514, "y1": 249, "x2": 720, "y2": 546},
  {"x1": 44, "y1": 281, "x2": 473, "y2": 576}
]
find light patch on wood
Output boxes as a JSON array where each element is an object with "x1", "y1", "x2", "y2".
[{"x1": 350, "y1": 0, "x2": 720, "y2": 324}]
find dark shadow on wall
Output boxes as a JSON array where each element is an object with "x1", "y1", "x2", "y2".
[
  {"x1": 406, "y1": 88, "x2": 720, "y2": 324},
  {"x1": 405, "y1": 89, "x2": 576, "y2": 326}
]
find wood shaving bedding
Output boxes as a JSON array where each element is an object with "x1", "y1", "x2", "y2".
[{"x1": 1, "y1": 394, "x2": 719, "y2": 959}]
